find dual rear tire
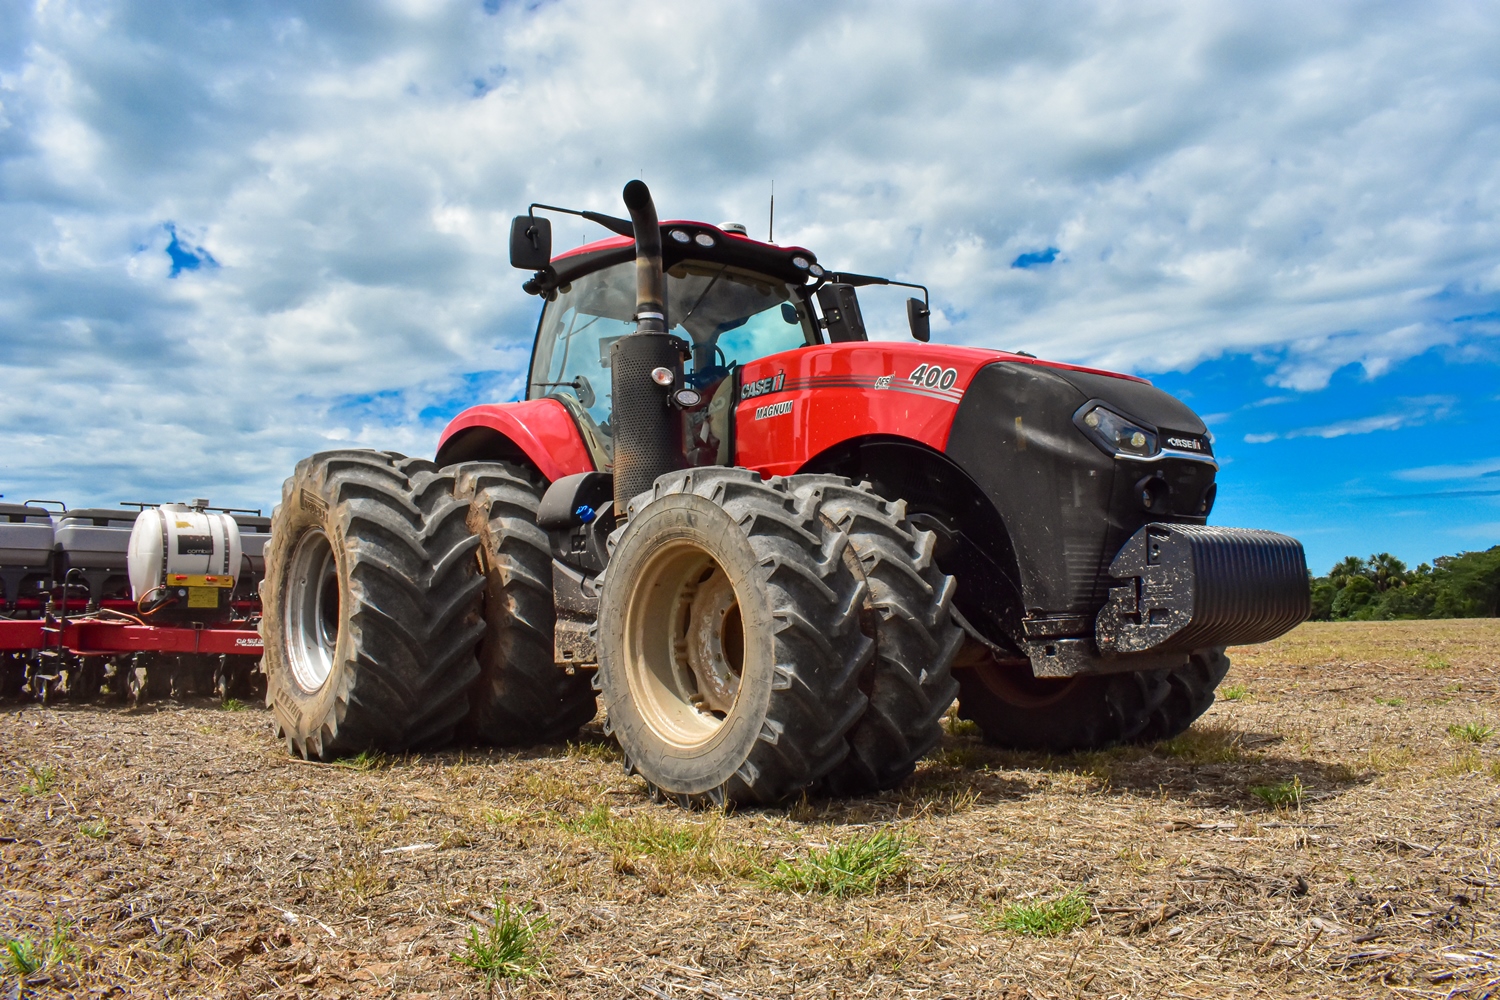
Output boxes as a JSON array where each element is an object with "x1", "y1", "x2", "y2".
[{"x1": 260, "y1": 452, "x2": 593, "y2": 760}]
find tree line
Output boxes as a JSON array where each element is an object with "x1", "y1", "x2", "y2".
[{"x1": 1309, "y1": 545, "x2": 1500, "y2": 620}]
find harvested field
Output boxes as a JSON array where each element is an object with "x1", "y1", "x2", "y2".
[{"x1": 3, "y1": 619, "x2": 1498, "y2": 999}]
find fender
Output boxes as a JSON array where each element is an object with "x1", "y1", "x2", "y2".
[
  {"x1": 435, "y1": 399, "x2": 596, "y2": 482},
  {"x1": 735, "y1": 342, "x2": 1145, "y2": 477}
]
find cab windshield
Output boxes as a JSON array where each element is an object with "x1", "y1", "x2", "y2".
[{"x1": 528, "y1": 259, "x2": 813, "y2": 452}]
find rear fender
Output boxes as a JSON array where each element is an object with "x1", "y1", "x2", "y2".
[{"x1": 436, "y1": 399, "x2": 596, "y2": 482}]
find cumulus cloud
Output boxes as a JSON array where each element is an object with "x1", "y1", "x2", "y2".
[{"x1": 1, "y1": 0, "x2": 1499, "y2": 507}]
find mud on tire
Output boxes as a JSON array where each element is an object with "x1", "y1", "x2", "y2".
[
  {"x1": 259, "y1": 450, "x2": 485, "y2": 759},
  {"x1": 597, "y1": 468, "x2": 873, "y2": 807},
  {"x1": 788, "y1": 476, "x2": 962, "y2": 794},
  {"x1": 450, "y1": 461, "x2": 597, "y2": 745},
  {"x1": 955, "y1": 644, "x2": 1230, "y2": 753}
]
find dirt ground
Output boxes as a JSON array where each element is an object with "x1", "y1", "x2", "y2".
[{"x1": 3, "y1": 619, "x2": 1498, "y2": 999}]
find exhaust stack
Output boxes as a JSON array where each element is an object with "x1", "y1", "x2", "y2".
[
  {"x1": 623, "y1": 180, "x2": 666, "y2": 334},
  {"x1": 610, "y1": 180, "x2": 685, "y2": 514}
]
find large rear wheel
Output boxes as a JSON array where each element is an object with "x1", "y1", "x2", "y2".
[
  {"x1": 597, "y1": 468, "x2": 873, "y2": 807},
  {"x1": 451, "y1": 461, "x2": 597, "y2": 745},
  {"x1": 260, "y1": 450, "x2": 484, "y2": 759}
]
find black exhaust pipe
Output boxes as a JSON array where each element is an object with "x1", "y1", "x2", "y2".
[
  {"x1": 623, "y1": 180, "x2": 666, "y2": 334},
  {"x1": 610, "y1": 180, "x2": 685, "y2": 514}
]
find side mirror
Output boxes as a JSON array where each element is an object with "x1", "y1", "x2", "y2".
[
  {"x1": 815, "y1": 284, "x2": 868, "y2": 343},
  {"x1": 509, "y1": 215, "x2": 552, "y2": 270},
  {"x1": 906, "y1": 297, "x2": 931, "y2": 342}
]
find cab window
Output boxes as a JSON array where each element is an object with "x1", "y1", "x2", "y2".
[{"x1": 529, "y1": 259, "x2": 812, "y2": 457}]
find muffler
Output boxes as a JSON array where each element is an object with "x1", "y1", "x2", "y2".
[{"x1": 610, "y1": 180, "x2": 687, "y2": 514}]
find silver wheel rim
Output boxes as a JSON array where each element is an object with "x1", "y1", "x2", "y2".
[
  {"x1": 285, "y1": 527, "x2": 340, "y2": 694},
  {"x1": 622, "y1": 541, "x2": 746, "y2": 750}
]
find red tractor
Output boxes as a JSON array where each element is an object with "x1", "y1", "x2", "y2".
[{"x1": 259, "y1": 181, "x2": 1308, "y2": 806}]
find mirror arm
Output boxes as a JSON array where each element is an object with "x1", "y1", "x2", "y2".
[
  {"x1": 528, "y1": 203, "x2": 635, "y2": 238},
  {"x1": 827, "y1": 272, "x2": 929, "y2": 309}
]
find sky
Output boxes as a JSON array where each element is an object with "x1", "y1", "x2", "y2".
[{"x1": 1, "y1": 0, "x2": 1497, "y2": 575}]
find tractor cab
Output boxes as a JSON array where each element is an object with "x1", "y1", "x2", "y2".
[
  {"x1": 518, "y1": 215, "x2": 930, "y2": 471},
  {"x1": 527, "y1": 227, "x2": 818, "y2": 467}
]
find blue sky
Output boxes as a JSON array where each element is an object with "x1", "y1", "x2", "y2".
[{"x1": 1, "y1": 1, "x2": 1497, "y2": 574}]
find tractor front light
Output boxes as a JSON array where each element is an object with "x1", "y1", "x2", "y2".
[
  {"x1": 1075, "y1": 403, "x2": 1159, "y2": 459},
  {"x1": 650, "y1": 366, "x2": 675, "y2": 387}
]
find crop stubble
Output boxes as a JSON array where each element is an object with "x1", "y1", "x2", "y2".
[{"x1": 2, "y1": 620, "x2": 1498, "y2": 998}]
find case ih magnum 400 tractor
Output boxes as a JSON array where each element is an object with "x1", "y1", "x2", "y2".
[{"x1": 260, "y1": 181, "x2": 1308, "y2": 806}]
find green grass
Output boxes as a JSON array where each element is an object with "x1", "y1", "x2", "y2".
[
  {"x1": 563, "y1": 804, "x2": 743, "y2": 876},
  {"x1": 1376, "y1": 697, "x2": 1404, "y2": 707},
  {"x1": 1156, "y1": 726, "x2": 1246, "y2": 764},
  {"x1": 1220, "y1": 684, "x2": 1249, "y2": 701},
  {"x1": 3, "y1": 924, "x2": 74, "y2": 976},
  {"x1": 758, "y1": 830, "x2": 910, "y2": 897},
  {"x1": 333, "y1": 750, "x2": 386, "y2": 771},
  {"x1": 564, "y1": 740, "x2": 619, "y2": 762},
  {"x1": 987, "y1": 890, "x2": 1091, "y2": 936},
  {"x1": 18, "y1": 764, "x2": 58, "y2": 796},
  {"x1": 221, "y1": 698, "x2": 248, "y2": 712},
  {"x1": 1422, "y1": 653, "x2": 1451, "y2": 671},
  {"x1": 454, "y1": 900, "x2": 549, "y2": 984},
  {"x1": 944, "y1": 717, "x2": 981, "y2": 738},
  {"x1": 77, "y1": 819, "x2": 108, "y2": 839},
  {"x1": 1250, "y1": 776, "x2": 1303, "y2": 809},
  {"x1": 1448, "y1": 721, "x2": 1494, "y2": 744}
]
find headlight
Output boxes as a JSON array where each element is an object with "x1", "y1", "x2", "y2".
[{"x1": 1075, "y1": 403, "x2": 1158, "y2": 459}]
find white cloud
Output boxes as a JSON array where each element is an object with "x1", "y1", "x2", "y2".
[
  {"x1": 1, "y1": 1, "x2": 1499, "y2": 506},
  {"x1": 1396, "y1": 457, "x2": 1500, "y2": 482},
  {"x1": 1241, "y1": 395, "x2": 1455, "y2": 443}
]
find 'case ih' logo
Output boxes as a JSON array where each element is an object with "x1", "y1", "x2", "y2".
[
  {"x1": 740, "y1": 371, "x2": 785, "y2": 401},
  {"x1": 235, "y1": 637, "x2": 263, "y2": 647},
  {"x1": 1166, "y1": 436, "x2": 1204, "y2": 451}
]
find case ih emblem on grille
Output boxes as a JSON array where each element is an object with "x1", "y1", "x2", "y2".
[
  {"x1": 740, "y1": 370, "x2": 785, "y2": 401},
  {"x1": 1166, "y1": 436, "x2": 1204, "y2": 451},
  {"x1": 754, "y1": 400, "x2": 793, "y2": 420}
]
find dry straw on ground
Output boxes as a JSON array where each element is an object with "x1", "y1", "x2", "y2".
[{"x1": 3, "y1": 619, "x2": 1498, "y2": 998}]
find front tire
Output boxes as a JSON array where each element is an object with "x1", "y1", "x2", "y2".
[
  {"x1": 954, "y1": 644, "x2": 1230, "y2": 752},
  {"x1": 598, "y1": 468, "x2": 873, "y2": 807},
  {"x1": 788, "y1": 476, "x2": 962, "y2": 794},
  {"x1": 259, "y1": 450, "x2": 484, "y2": 759}
]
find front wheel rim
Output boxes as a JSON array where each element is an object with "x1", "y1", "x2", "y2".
[
  {"x1": 621, "y1": 540, "x2": 746, "y2": 750},
  {"x1": 285, "y1": 527, "x2": 341, "y2": 694}
]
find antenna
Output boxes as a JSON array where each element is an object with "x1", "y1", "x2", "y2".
[{"x1": 768, "y1": 180, "x2": 775, "y2": 243}]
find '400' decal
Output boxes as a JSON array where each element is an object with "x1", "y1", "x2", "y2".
[{"x1": 908, "y1": 363, "x2": 958, "y2": 391}]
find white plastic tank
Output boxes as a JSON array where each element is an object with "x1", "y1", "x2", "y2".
[{"x1": 127, "y1": 501, "x2": 243, "y2": 601}]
